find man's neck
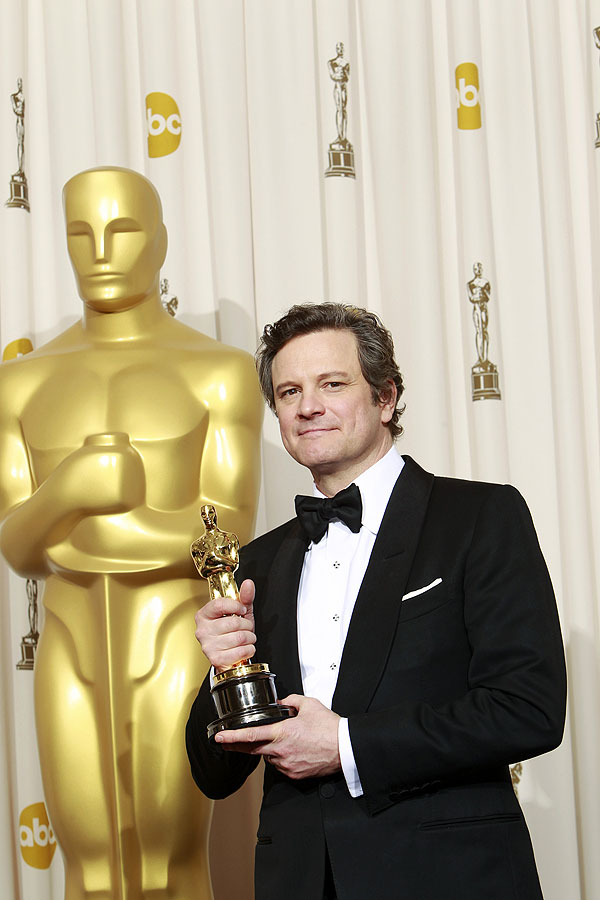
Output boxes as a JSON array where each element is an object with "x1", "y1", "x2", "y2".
[
  {"x1": 312, "y1": 438, "x2": 394, "y2": 497},
  {"x1": 82, "y1": 291, "x2": 170, "y2": 342}
]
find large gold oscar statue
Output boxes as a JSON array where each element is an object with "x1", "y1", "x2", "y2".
[{"x1": 0, "y1": 167, "x2": 263, "y2": 899}]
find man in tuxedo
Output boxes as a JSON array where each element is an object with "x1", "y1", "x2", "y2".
[{"x1": 186, "y1": 303, "x2": 566, "y2": 900}]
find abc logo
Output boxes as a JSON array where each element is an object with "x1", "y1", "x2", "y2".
[
  {"x1": 2, "y1": 337, "x2": 33, "y2": 361},
  {"x1": 19, "y1": 802, "x2": 56, "y2": 869},
  {"x1": 145, "y1": 92, "x2": 182, "y2": 157},
  {"x1": 455, "y1": 63, "x2": 481, "y2": 130}
]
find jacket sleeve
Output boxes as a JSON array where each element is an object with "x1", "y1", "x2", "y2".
[
  {"x1": 185, "y1": 669, "x2": 260, "y2": 799},
  {"x1": 348, "y1": 484, "x2": 567, "y2": 814}
]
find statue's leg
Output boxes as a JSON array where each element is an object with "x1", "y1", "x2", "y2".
[
  {"x1": 35, "y1": 609, "x2": 118, "y2": 900},
  {"x1": 37, "y1": 577, "x2": 215, "y2": 899},
  {"x1": 128, "y1": 584, "x2": 214, "y2": 900}
]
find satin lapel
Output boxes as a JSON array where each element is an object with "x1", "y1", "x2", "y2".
[
  {"x1": 332, "y1": 456, "x2": 434, "y2": 716},
  {"x1": 257, "y1": 520, "x2": 307, "y2": 697}
]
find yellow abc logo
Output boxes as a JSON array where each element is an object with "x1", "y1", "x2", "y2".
[
  {"x1": 145, "y1": 92, "x2": 182, "y2": 157},
  {"x1": 2, "y1": 337, "x2": 34, "y2": 361},
  {"x1": 19, "y1": 802, "x2": 57, "y2": 869},
  {"x1": 455, "y1": 63, "x2": 481, "y2": 130}
]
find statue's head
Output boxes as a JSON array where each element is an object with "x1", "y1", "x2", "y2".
[
  {"x1": 200, "y1": 505, "x2": 217, "y2": 529},
  {"x1": 336, "y1": 42, "x2": 344, "y2": 56},
  {"x1": 63, "y1": 167, "x2": 168, "y2": 313},
  {"x1": 473, "y1": 261, "x2": 483, "y2": 277}
]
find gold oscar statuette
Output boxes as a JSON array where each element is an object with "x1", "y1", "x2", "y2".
[
  {"x1": 325, "y1": 42, "x2": 356, "y2": 178},
  {"x1": 468, "y1": 261, "x2": 501, "y2": 400},
  {"x1": 191, "y1": 505, "x2": 296, "y2": 738},
  {"x1": 594, "y1": 27, "x2": 600, "y2": 148},
  {"x1": 6, "y1": 77, "x2": 30, "y2": 211},
  {"x1": 0, "y1": 165, "x2": 263, "y2": 898}
]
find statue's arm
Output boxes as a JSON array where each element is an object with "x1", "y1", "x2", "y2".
[
  {"x1": 0, "y1": 401, "x2": 145, "y2": 578},
  {"x1": 197, "y1": 352, "x2": 263, "y2": 547},
  {"x1": 48, "y1": 350, "x2": 263, "y2": 576}
]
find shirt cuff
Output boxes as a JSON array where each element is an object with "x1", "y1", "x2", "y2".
[{"x1": 338, "y1": 717, "x2": 364, "y2": 798}]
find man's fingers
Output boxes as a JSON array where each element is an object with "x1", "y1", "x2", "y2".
[
  {"x1": 213, "y1": 645, "x2": 257, "y2": 670},
  {"x1": 209, "y1": 615, "x2": 256, "y2": 637},
  {"x1": 239, "y1": 579, "x2": 255, "y2": 610},
  {"x1": 200, "y1": 597, "x2": 249, "y2": 620},
  {"x1": 215, "y1": 723, "x2": 279, "y2": 745},
  {"x1": 278, "y1": 694, "x2": 303, "y2": 710}
]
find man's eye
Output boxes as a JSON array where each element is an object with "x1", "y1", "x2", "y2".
[{"x1": 280, "y1": 388, "x2": 298, "y2": 398}]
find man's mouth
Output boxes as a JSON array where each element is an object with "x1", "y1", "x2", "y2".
[{"x1": 297, "y1": 427, "x2": 335, "y2": 436}]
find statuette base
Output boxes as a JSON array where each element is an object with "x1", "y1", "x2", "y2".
[
  {"x1": 471, "y1": 364, "x2": 501, "y2": 400},
  {"x1": 6, "y1": 172, "x2": 30, "y2": 210},
  {"x1": 16, "y1": 634, "x2": 37, "y2": 670},
  {"x1": 325, "y1": 148, "x2": 355, "y2": 178},
  {"x1": 208, "y1": 663, "x2": 297, "y2": 739}
]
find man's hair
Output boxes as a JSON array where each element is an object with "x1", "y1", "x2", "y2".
[{"x1": 255, "y1": 302, "x2": 405, "y2": 438}]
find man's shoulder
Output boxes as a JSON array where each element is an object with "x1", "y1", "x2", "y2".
[
  {"x1": 241, "y1": 517, "x2": 299, "y2": 559},
  {"x1": 402, "y1": 455, "x2": 526, "y2": 512}
]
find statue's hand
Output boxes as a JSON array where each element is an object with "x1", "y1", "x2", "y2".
[{"x1": 59, "y1": 434, "x2": 146, "y2": 516}]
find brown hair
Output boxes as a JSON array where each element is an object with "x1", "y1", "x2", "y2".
[{"x1": 255, "y1": 302, "x2": 405, "y2": 438}]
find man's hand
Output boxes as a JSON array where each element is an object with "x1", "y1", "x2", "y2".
[
  {"x1": 194, "y1": 578, "x2": 256, "y2": 670},
  {"x1": 214, "y1": 694, "x2": 342, "y2": 780}
]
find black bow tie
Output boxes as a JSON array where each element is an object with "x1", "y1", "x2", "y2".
[{"x1": 295, "y1": 483, "x2": 363, "y2": 544}]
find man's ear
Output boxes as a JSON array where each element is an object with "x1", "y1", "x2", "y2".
[{"x1": 378, "y1": 379, "x2": 397, "y2": 423}]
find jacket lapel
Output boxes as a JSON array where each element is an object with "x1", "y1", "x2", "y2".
[
  {"x1": 258, "y1": 520, "x2": 307, "y2": 697},
  {"x1": 332, "y1": 456, "x2": 434, "y2": 716}
]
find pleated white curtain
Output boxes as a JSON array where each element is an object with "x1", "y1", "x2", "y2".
[{"x1": 0, "y1": 1, "x2": 598, "y2": 898}]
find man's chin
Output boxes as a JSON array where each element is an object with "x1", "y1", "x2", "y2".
[{"x1": 293, "y1": 448, "x2": 340, "y2": 474}]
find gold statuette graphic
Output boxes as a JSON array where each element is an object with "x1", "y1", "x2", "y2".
[
  {"x1": 0, "y1": 166, "x2": 263, "y2": 899},
  {"x1": 468, "y1": 262, "x2": 501, "y2": 400},
  {"x1": 191, "y1": 505, "x2": 296, "y2": 739},
  {"x1": 16, "y1": 578, "x2": 39, "y2": 670},
  {"x1": 325, "y1": 42, "x2": 356, "y2": 178},
  {"x1": 594, "y1": 28, "x2": 600, "y2": 148},
  {"x1": 160, "y1": 276, "x2": 178, "y2": 316},
  {"x1": 6, "y1": 78, "x2": 30, "y2": 211}
]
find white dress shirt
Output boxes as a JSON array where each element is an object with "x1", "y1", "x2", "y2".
[{"x1": 297, "y1": 447, "x2": 404, "y2": 797}]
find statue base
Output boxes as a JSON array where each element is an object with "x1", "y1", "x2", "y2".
[
  {"x1": 16, "y1": 633, "x2": 38, "y2": 670},
  {"x1": 471, "y1": 364, "x2": 501, "y2": 401},
  {"x1": 325, "y1": 147, "x2": 355, "y2": 178},
  {"x1": 6, "y1": 172, "x2": 30, "y2": 211},
  {"x1": 208, "y1": 662, "x2": 297, "y2": 739}
]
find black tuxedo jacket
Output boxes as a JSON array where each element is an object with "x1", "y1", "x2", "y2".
[{"x1": 186, "y1": 457, "x2": 566, "y2": 900}]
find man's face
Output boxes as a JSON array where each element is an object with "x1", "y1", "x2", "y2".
[
  {"x1": 64, "y1": 170, "x2": 167, "y2": 313},
  {"x1": 271, "y1": 329, "x2": 395, "y2": 487}
]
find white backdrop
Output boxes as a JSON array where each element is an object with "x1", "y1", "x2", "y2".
[{"x1": 0, "y1": 1, "x2": 599, "y2": 898}]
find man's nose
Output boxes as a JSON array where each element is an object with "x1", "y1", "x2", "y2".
[{"x1": 298, "y1": 389, "x2": 325, "y2": 417}]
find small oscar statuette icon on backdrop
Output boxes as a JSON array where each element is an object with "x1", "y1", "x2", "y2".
[
  {"x1": 325, "y1": 42, "x2": 356, "y2": 178},
  {"x1": 468, "y1": 261, "x2": 501, "y2": 400},
  {"x1": 6, "y1": 78, "x2": 30, "y2": 211},
  {"x1": 191, "y1": 505, "x2": 297, "y2": 739},
  {"x1": 594, "y1": 27, "x2": 600, "y2": 148},
  {"x1": 16, "y1": 578, "x2": 39, "y2": 670}
]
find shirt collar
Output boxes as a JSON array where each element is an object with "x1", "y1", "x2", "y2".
[{"x1": 313, "y1": 446, "x2": 404, "y2": 536}]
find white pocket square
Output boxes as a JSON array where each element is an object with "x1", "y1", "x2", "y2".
[{"x1": 401, "y1": 577, "x2": 442, "y2": 602}]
